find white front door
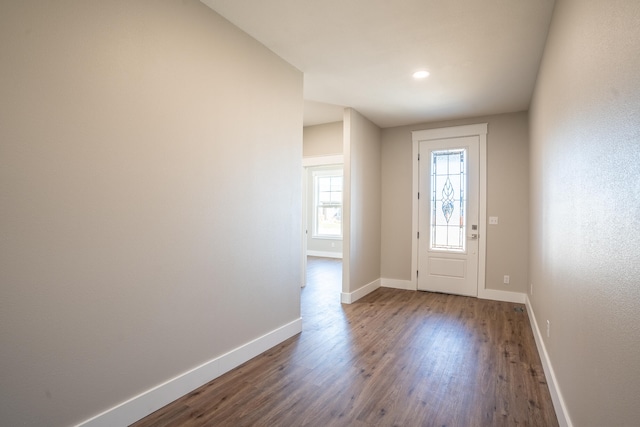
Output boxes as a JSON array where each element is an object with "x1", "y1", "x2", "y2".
[{"x1": 417, "y1": 135, "x2": 480, "y2": 296}]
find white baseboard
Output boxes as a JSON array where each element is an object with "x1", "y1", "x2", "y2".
[
  {"x1": 76, "y1": 318, "x2": 303, "y2": 427},
  {"x1": 478, "y1": 288, "x2": 526, "y2": 303},
  {"x1": 525, "y1": 296, "x2": 572, "y2": 427},
  {"x1": 341, "y1": 278, "x2": 381, "y2": 304},
  {"x1": 306, "y1": 250, "x2": 342, "y2": 259},
  {"x1": 381, "y1": 278, "x2": 415, "y2": 291},
  {"x1": 378, "y1": 278, "x2": 526, "y2": 303}
]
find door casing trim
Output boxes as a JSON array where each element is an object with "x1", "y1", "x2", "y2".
[{"x1": 411, "y1": 123, "x2": 488, "y2": 297}]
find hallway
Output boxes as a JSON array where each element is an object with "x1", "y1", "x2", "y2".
[{"x1": 133, "y1": 256, "x2": 557, "y2": 426}]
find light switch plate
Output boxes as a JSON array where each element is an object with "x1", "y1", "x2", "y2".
[{"x1": 489, "y1": 216, "x2": 499, "y2": 225}]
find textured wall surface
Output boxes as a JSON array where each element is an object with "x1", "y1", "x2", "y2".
[{"x1": 529, "y1": 0, "x2": 640, "y2": 424}]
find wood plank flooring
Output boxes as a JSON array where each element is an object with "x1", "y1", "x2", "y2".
[{"x1": 132, "y1": 257, "x2": 558, "y2": 426}]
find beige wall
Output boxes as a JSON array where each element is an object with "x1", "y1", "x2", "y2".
[
  {"x1": 0, "y1": 2, "x2": 302, "y2": 426},
  {"x1": 529, "y1": 0, "x2": 640, "y2": 424},
  {"x1": 343, "y1": 109, "x2": 382, "y2": 293},
  {"x1": 303, "y1": 121, "x2": 344, "y2": 157},
  {"x1": 381, "y1": 112, "x2": 530, "y2": 293}
]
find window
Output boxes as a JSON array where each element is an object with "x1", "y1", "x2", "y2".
[{"x1": 313, "y1": 170, "x2": 343, "y2": 238}]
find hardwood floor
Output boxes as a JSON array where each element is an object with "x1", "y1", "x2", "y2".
[{"x1": 132, "y1": 257, "x2": 558, "y2": 426}]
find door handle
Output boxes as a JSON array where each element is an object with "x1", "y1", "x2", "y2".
[{"x1": 469, "y1": 233, "x2": 478, "y2": 239}]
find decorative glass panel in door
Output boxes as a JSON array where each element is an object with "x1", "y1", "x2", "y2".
[{"x1": 430, "y1": 149, "x2": 466, "y2": 252}]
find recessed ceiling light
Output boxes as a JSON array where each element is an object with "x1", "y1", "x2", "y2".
[{"x1": 413, "y1": 70, "x2": 430, "y2": 79}]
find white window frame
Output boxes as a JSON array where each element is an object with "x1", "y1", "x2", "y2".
[{"x1": 312, "y1": 168, "x2": 343, "y2": 239}]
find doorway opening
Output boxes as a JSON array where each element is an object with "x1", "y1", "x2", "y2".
[
  {"x1": 302, "y1": 156, "x2": 344, "y2": 324},
  {"x1": 301, "y1": 155, "x2": 343, "y2": 288}
]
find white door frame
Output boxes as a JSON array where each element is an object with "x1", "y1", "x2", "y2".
[
  {"x1": 411, "y1": 124, "x2": 488, "y2": 297},
  {"x1": 301, "y1": 154, "x2": 344, "y2": 287}
]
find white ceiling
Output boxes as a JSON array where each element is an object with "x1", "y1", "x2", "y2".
[{"x1": 201, "y1": 0, "x2": 556, "y2": 128}]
